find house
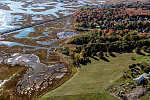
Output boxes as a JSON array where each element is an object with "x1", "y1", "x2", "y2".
[
  {"x1": 134, "y1": 73, "x2": 149, "y2": 84},
  {"x1": 148, "y1": 72, "x2": 150, "y2": 77}
]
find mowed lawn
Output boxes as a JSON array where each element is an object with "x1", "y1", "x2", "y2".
[{"x1": 37, "y1": 53, "x2": 147, "y2": 100}]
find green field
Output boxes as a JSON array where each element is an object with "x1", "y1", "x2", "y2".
[{"x1": 37, "y1": 53, "x2": 149, "y2": 100}]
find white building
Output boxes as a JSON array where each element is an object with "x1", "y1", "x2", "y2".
[{"x1": 134, "y1": 73, "x2": 149, "y2": 84}]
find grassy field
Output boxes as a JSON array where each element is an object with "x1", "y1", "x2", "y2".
[{"x1": 37, "y1": 53, "x2": 149, "y2": 100}]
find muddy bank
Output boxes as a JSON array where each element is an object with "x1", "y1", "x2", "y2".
[{"x1": 0, "y1": 52, "x2": 72, "y2": 100}]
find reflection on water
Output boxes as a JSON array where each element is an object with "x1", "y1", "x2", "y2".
[{"x1": 0, "y1": 10, "x2": 14, "y2": 32}]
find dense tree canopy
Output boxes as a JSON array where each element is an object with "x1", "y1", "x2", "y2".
[{"x1": 60, "y1": 1, "x2": 150, "y2": 66}]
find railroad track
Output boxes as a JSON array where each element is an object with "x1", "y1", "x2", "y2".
[{"x1": 0, "y1": 14, "x2": 73, "y2": 35}]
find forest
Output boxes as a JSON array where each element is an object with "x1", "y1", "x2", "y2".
[{"x1": 60, "y1": 1, "x2": 150, "y2": 67}]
